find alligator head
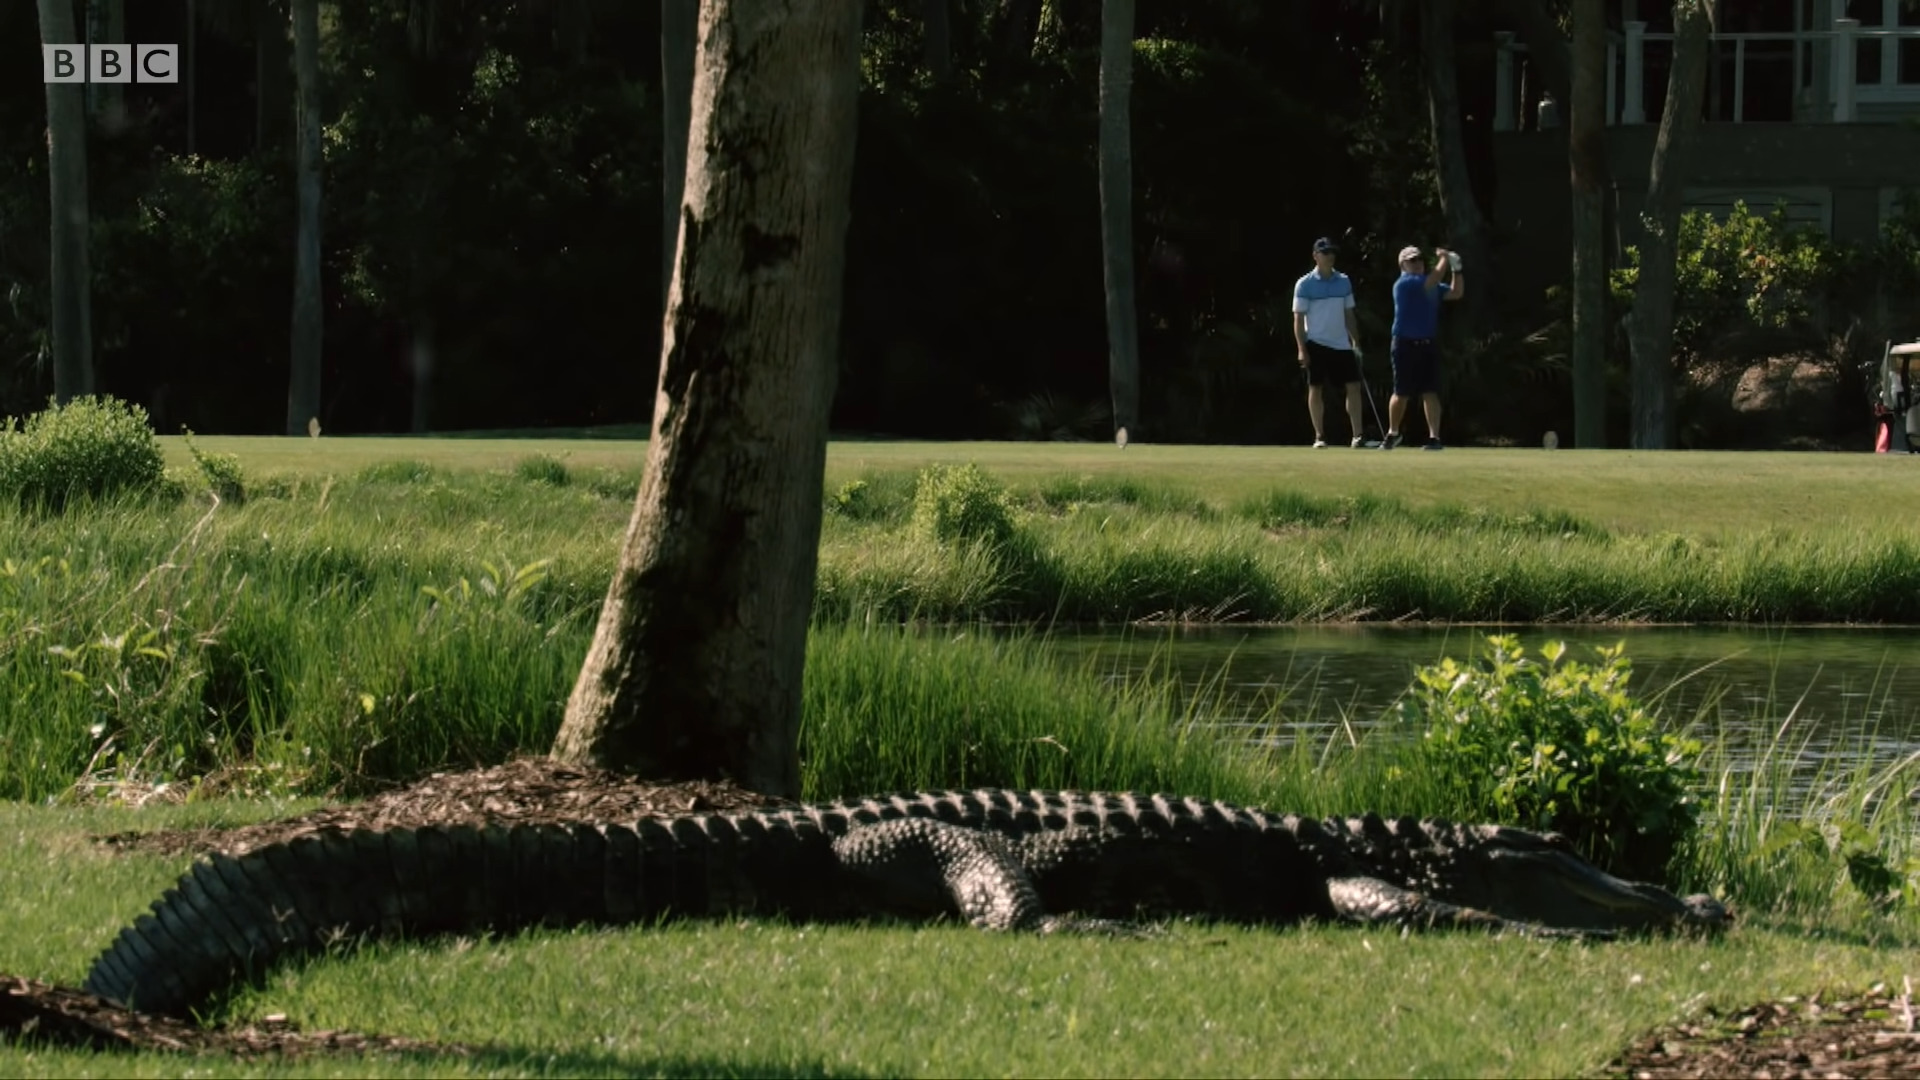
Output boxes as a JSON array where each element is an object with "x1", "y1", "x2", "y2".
[{"x1": 1429, "y1": 824, "x2": 1732, "y2": 935}]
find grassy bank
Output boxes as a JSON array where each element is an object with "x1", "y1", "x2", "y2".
[
  {"x1": 3, "y1": 444, "x2": 1916, "y2": 802},
  {"x1": 6, "y1": 439, "x2": 1920, "y2": 1074}
]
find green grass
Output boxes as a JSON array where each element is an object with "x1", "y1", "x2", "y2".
[
  {"x1": 0, "y1": 792, "x2": 1914, "y2": 1078},
  {"x1": 4, "y1": 436, "x2": 1919, "y2": 1073},
  {"x1": 164, "y1": 434, "x2": 1920, "y2": 537},
  {"x1": 3, "y1": 441, "x2": 1916, "y2": 804},
  {"x1": 814, "y1": 473, "x2": 1920, "y2": 625}
]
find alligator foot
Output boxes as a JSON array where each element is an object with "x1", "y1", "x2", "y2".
[
  {"x1": 1325, "y1": 876, "x2": 1616, "y2": 941},
  {"x1": 831, "y1": 818, "x2": 1058, "y2": 931}
]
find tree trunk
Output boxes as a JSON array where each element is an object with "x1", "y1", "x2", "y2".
[
  {"x1": 1627, "y1": 1, "x2": 1713, "y2": 451},
  {"x1": 409, "y1": 315, "x2": 435, "y2": 433},
  {"x1": 1497, "y1": 0, "x2": 1572, "y2": 107},
  {"x1": 1569, "y1": 0, "x2": 1609, "y2": 448},
  {"x1": 37, "y1": 0, "x2": 94, "y2": 405},
  {"x1": 286, "y1": 0, "x2": 323, "y2": 436},
  {"x1": 996, "y1": 0, "x2": 1042, "y2": 66},
  {"x1": 1099, "y1": 0, "x2": 1138, "y2": 444},
  {"x1": 550, "y1": 0, "x2": 865, "y2": 798},
  {"x1": 1421, "y1": 0, "x2": 1490, "y2": 331},
  {"x1": 660, "y1": 0, "x2": 698, "y2": 316},
  {"x1": 255, "y1": 0, "x2": 291, "y2": 152},
  {"x1": 923, "y1": 0, "x2": 953, "y2": 83},
  {"x1": 87, "y1": 0, "x2": 128, "y2": 133}
]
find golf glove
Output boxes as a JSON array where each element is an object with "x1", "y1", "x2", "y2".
[{"x1": 1447, "y1": 251, "x2": 1462, "y2": 272}]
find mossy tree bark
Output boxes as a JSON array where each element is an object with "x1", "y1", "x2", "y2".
[
  {"x1": 660, "y1": 0, "x2": 698, "y2": 316},
  {"x1": 551, "y1": 0, "x2": 864, "y2": 799}
]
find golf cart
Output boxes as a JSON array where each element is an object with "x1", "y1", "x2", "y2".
[{"x1": 1875, "y1": 341, "x2": 1919, "y2": 453}]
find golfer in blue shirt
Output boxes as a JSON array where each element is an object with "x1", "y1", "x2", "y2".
[{"x1": 1384, "y1": 245, "x2": 1466, "y2": 450}]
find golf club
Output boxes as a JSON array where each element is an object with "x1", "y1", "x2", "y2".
[{"x1": 1339, "y1": 226, "x2": 1389, "y2": 446}]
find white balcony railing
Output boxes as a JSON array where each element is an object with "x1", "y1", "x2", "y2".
[{"x1": 1494, "y1": 18, "x2": 1920, "y2": 129}]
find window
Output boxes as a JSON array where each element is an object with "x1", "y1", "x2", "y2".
[
  {"x1": 1901, "y1": 0, "x2": 1920, "y2": 81},
  {"x1": 1850, "y1": 0, "x2": 1920, "y2": 89}
]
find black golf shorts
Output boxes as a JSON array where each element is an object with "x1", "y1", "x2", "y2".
[
  {"x1": 1391, "y1": 337, "x2": 1441, "y2": 396},
  {"x1": 1305, "y1": 341, "x2": 1361, "y2": 388}
]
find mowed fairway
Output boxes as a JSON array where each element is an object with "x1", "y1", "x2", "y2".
[{"x1": 165, "y1": 434, "x2": 1920, "y2": 537}]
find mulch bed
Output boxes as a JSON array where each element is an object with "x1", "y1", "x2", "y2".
[
  {"x1": 2, "y1": 975, "x2": 468, "y2": 1060},
  {"x1": 1604, "y1": 984, "x2": 1920, "y2": 1079},
  {"x1": 93, "y1": 754, "x2": 796, "y2": 860},
  {"x1": 4, "y1": 755, "x2": 1917, "y2": 1075}
]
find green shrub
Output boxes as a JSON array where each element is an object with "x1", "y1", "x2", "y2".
[
  {"x1": 910, "y1": 462, "x2": 1017, "y2": 549},
  {"x1": 358, "y1": 459, "x2": 437, "y2": 484},
  {"x1": 1610, "y1": 201, "x2": 1855, "y2": 371},
  {"x1": 0, "y1": 396, "x2": 167, "y2": 510},
  {"x1": 182, "y1": 429, "x2": 246, "y2": 503},
  {"x1": 513, "y1": 453, "x2": 571, "y2": 487},
  {"x1": 1396, "y1": 634, "x2": 1704, "y2": 883}
]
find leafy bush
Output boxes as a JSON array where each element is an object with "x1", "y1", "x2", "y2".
[
  {"x1": 513, "y1": 453, "x2": 571, "y2": 487},
  {"x1": 182, "y1": 429, "x2": 246, "y2": 503},
  {"x1": 0, "y1": 396, "x2": 168, "y2": 510},
  {"x1": 1611, "y1": 201, "x2": 1855, "y2": 371},
  {"x1": 1397, "y1": 634, "x2": 1704, "y2": 883},
  {"x1": 910, "y1": 463, "x2": 1018, "y2": 549}
]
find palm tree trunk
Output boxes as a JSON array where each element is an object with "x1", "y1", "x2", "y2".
[
  {"x1": 1627, "y1": 1, "x2": 1713, "y2": 450},
  {"x1": 87, "y1": 0, "x2": 127, "y2": 132},
  {"x1": 924, "y1": 0, "x2": 953, "y2": 83},
  {"x1": 1569, "y1": 0, "x2": 1609, "y2": 448},
  {"x1": 255, "y1": 0, "x2": 291, "y2": 152},
  {"x1": 286, "y1": 0, "x2": 323, "y2": 436},
  {"x1": 551, "y1": 0, "x2": 865, "y2": 798},
  {"x1": 1421, "y1": 0, "x2": 1490, "y2": 331},
  {"x1": 660, "y1": 0, "x2": 698, "y2": 316},
  {"x1": 37, "y1": 0, "x2": 94, "y2": 404},
  {"x1": 1099, "y1": 0, "x2": 1138, "y2": 444}
]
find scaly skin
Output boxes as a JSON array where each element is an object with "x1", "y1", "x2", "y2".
[{"x1": 81, "y1": 789, "x2": 1732, "y2": 1017}]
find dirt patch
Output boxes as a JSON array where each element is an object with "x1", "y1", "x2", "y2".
[
  {"x1": 1605, "y1": 984, "x2": 1920, "y2": 1079},
  {"x1": 93, "y1": 754, "x2": 796, "y2": 860},
  {"x1": 2, "y1": 975, "x2": 466, "y2": 1060}
]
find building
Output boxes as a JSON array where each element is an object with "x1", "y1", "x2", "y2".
[{"x1": 1490, "y1": 0, "x2": 1920, "y2": 310}]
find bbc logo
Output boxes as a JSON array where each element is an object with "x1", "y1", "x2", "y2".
[{"x1": 42, "y1": 45, "x2": 179, "y2": 84}]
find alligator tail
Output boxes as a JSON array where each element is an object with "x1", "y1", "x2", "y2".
[{"x1": 81, "y1": 816, "x2": 830, "y2": 1018}]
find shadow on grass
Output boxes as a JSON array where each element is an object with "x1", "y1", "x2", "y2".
[{"x1": 430, "y1": 1045, "x2": 881, "y2": 1079}]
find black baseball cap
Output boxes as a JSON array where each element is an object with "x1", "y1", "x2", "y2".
[{"x1": 1313, "y1": 237, "x2": 1338, "y2": 253}]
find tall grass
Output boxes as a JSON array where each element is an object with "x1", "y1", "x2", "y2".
[
  {"x1": 2, "y1": 454, "x2": 1917, "y2": 931},
  {"x1": 816, "y1": 483, "x2": 1920, "y2": 625}
]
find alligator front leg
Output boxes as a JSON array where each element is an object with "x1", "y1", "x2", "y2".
[
  {"x1": 1325, "y1": 876, "x2": 1614, "y2": 941},
  {"x1": 830, "y1": 819, "x2": 1133, "y2": 934}
]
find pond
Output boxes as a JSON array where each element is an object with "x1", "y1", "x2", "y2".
[{"x1": 1048, "y1": 624, "x2": 1920, "y2": 790}]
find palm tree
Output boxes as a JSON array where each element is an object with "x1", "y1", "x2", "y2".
[
  {"x1": 286, "y1": 0, "x2": 323, "y2": 436},
  {"x1": 37, "y1": 0, "x2": 94, "y2": 403},
  {"x1": 1420, "y1": 0, "x2": 1490, "y2": 331},
  {"x1": 1099, "y1": 0, "x2": 1138, "y2": 446},
  {"x1": 1569, "y1": 0, "x2": 1608, "y2": 447},
  {"x1": 1627, "y1": 1, "x2": 1714, "y2": 450}
]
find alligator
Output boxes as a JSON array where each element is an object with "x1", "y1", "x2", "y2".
[{"x1": 82, "y1": 788, "x2": 1732, "y2": 1017}]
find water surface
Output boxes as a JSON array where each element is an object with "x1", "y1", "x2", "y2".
[{"x1": 1047, "y1": 625, "x2": 1920, "y2": 780}]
